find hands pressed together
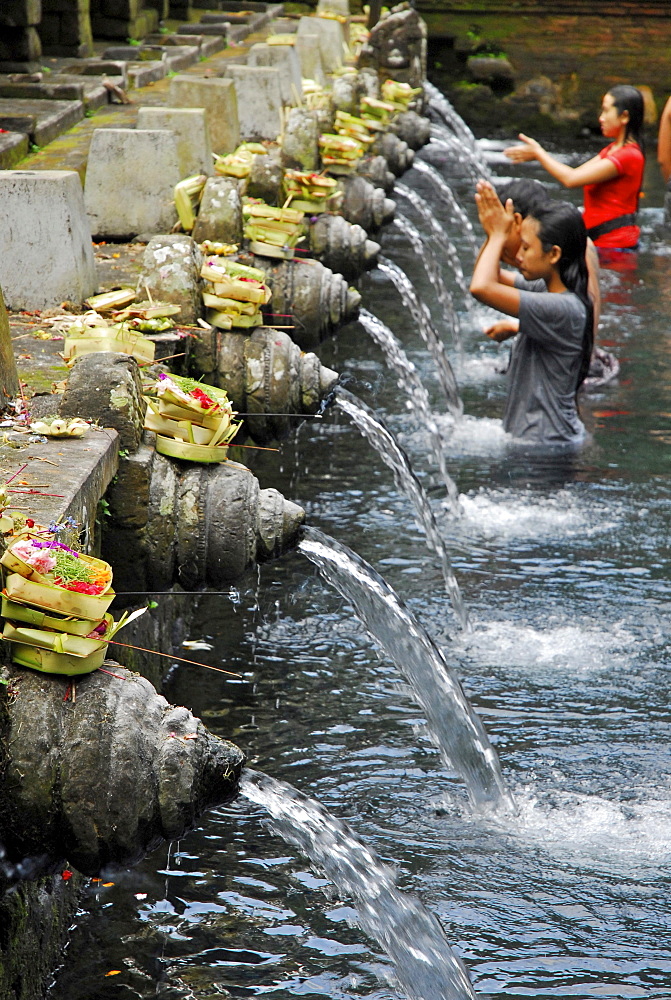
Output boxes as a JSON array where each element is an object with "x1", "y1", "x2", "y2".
[{"x1": 474, "y1": 180, "x2": 514, "y2": 238}]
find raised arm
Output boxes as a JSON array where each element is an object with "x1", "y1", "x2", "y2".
[
  {"x1": 504, "y1": 134, "x2": 618, "y2": 189},
  {"x1": 470, "y1": 188, "x2": 521, "y2": 316},
  {"x1": 658, "y1": 96, "x2": 671, "y2": 183}
]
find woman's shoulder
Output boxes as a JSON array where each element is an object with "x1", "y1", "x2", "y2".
[{"x1": 604, "y1": 142, "x2": 644, "y2": 167}]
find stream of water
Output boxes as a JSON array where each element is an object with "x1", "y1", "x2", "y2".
[{"x1": 49, "y1": 99, "x2": 671, "y2": 1000}]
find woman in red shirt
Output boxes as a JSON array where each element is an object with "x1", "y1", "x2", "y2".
[{"x1": 504, "y1": 86, "x2": 645, "y2": 251}]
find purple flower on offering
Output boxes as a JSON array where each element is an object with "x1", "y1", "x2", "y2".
[{"x1": 32, "y1": 540, "x2": 79, "y2": 556}]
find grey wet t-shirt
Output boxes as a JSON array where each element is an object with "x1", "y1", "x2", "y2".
[{"x1": 503, "y1": 276, "x2": 587, "y2": 445}]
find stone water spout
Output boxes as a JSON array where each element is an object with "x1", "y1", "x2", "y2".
[
  {"x1": 105, "y1": 448, "x2": 305, "y2": 593},
  {"x1": 390, "y1": 110, "x2": 432, "y2": 150},
  {"x1": 307, "y1": 214, "x2": 381, "y2": 279},
  {"x1": 0, "y1": 665, "x2": 244, "y2": 882},
  {"x1": 356, "y1": 153, "x2": 395, "y2": 192},
  {"x1": 371, "y1": 130, "x2": 415, "y2": 175},
  {"x1": 243, "y1": 255, "x2": 361, "y2": 349},
  {"x1": 190, "y1": 325, "x2": 339, "y2": 444},
  {"x1": 337, "y1": 174, "x2": 396, "y2": 232}
]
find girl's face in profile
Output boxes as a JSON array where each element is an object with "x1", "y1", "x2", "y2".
[
  {"x1": 599, "y1": 92, "x2": 628, "y2": 139},
  {"x1": 516, "y1": 216, "x2": 557, "y2": 282}
]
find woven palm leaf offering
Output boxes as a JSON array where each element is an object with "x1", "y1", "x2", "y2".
[
  {"x1": 282, "y1": 169, "x2": 340, "y2": 213},
  {"x1": 318, "y1": 133, "x2": 364, "y2": 173},
  {"x1": 201, "y1": 257, "x2": 271, "y2": 330},
  {"x1": 144, "y1": 373, "x2": 241, "y2": 463},
  {"x1": 359, "y1": 96, "x2": 396, "y2": 129},
  {"x1": 380, "y1": 79, "x2": 422, "y2": 111},
  {"x1": 334, "y1": 110, "x2": 377, "y2": 145},
  {"x1": 243, "y1": 199, "x2": 305, "y2": 260},
  {"x1": 174, "y1": 174, "x2": 208, "y2": 231},
  {"x1": 63, "y1": 311, "x2": 156, "y2": 365},
  {"x1": 0, "y1": 524, "x2": 143, "y2": 675},
  {"x1": 214, "y1": 142, "x2": 267, "y2": 179}
]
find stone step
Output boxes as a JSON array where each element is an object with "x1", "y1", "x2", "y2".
[
  {"x1": 0, "y1": 131, "x2": 29, "y2": 170},
  {"x1": 0, "y1": 97, "x2": 84, "y2": 147},
  {"x1": 0, "y1": 76, "x2": 108, "y2": 112}
]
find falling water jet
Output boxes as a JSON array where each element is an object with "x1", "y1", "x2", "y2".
[
  {"x1": 334, "y1": 386, "x2": 467, "y2": 624},
  {"x1": 299, "y1": 526, "x2": 514, "y2": 810},
  {"x1": 358, "y1": 307, "x2": 460, "y2": 511},
  {"x1": 411, "y1": 158, "x2": 479, "y2": 257},
  {"x1": 241, "y1": 769, "x2": 478, "y2": 1000},
  {"x1": 427, "y1": 130, "x2": 487, "y2": 187},
  {"x1": 424, "y1": 80, "x2": 478, "y2": 150},
  {"x1": 393, "y1": 212, "x2": 460, "y2": 326},
  {"x1": 378, "y1": 256, "x2": 463, "y2": 417},
  {"x1": 395, "y1": 184, "x2": 469, "y2": 304}
]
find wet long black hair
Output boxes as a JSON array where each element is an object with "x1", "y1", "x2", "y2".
[
  {"x1": 529, "y1": 201, "x2": 594, "y2": 393},
  {"x1": 608, "y1": 84, "x2": 645, "y2": 154}
]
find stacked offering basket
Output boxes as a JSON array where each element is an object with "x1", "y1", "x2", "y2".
[
  {"x1": 144, "y1": 373, "x2": 241, "y2": 463},
  {"x1": 243, "y1": 201, "x2": 305, "y2": 259},
  {"x1": 0, "y1": 530, "x2": 118, "y2": 675},
  {"x1": 201, "y1": 258, "x2": 272, "y2": 330}
]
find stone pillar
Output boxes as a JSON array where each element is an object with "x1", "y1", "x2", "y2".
[
  {"x1": 40, "y1": 0, "x2": 94, "y2": 58},
  {"x1": 0, "y1": 0, "x2": 42, "y2": 71},
  {"x1": 84, "y1": 128, "x2": 181, "y2": 240},
  {"x1": 223, "y1": 66, "x2": 283, "y2": 142},
  {"x1": 137, "y1": 235, "x2": 204, "y2": 326},
  {"x1": 136, "y1": 107, "x2": 214, "y2": 178},
  {"x1": 90, "y1": 0, "x2": 159, "y2": 41},
  {"x1": 169, "y1": 76, "x2": 240, "y2": 155},
  {"x1": 0, "y1": 170, "x2": 96, "y2": 311}
]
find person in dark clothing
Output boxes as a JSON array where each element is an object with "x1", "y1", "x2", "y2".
[
  {"x1": 470, "y1": 190, "x2": 593, "y2": 446},
  {"x1": 478, "y1": 178, "x2": 616, "y2": 388}
]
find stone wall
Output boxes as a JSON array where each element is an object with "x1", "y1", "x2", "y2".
[{"x1": 420, "y1": 0, "x2": 671, "y2": 135}]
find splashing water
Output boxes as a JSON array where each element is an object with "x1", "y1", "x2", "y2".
[
  {"x1": 241, "y1": 769, "x2": 478, "y2": 1000},
  {"x1": 378, "y1": 256, "x2": 463, "y2": 416},
  {"x1": 334, "y1": 388, "x2": 468, "y2": 623},
  {"x1": 299, "y1": 526, "x2": 513, "y2": 809},
  {"x1": 359, "y1": 308, "x2": 460, "y2": 511}
]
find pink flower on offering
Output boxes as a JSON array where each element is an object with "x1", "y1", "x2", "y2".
[{"x1": 11, "y1": 539, "x2": 57, "y2": 573}]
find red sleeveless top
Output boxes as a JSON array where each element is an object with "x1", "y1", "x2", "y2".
[{"x1": 583, "y1": 142, "x2": 644, "y2": 249}]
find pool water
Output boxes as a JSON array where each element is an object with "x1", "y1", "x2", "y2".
[{"x1": 49, "y1": 134, "x2": 671, "y2": 999}]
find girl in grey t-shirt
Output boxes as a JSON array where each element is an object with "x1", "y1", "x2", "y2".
[{"x1": 470, "y1": 194, "x2": 593, "y2": 447}]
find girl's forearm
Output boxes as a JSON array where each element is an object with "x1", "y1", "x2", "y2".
[
  {"x1": 535, "y1": 148, "x2": 576, "y2": 187},
  {"x1": 470, "y1": 233, "x2": 508, "y2": 295}
]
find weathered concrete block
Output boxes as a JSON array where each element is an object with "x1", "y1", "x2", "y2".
[
  {"x1": 248, "y1": 42, "x2": 303, "y2": 107},
  {"x1": 191, "y1": 176, "x2": 243, "y2": 245},
  {"x1": 222, "y1": 65, "x2": 282, "y2": 142},
  {"x1": 281, "y1": 106, "x2": 320, "y2": 171},
  {"x1": 317, "y1": 0, "x2": 349, "y2": 13},
  {"x1": 0, "y1": 169, "x2": 96, "y2": 310},
  {"x1": 136, "y1": 106, "x2": 213, "y2": 178},
  {"x1": 169, "y1": 75, "x2": 240, "y2": 155},
  {"x1": 294, "y1": 32, "x2": 326, "y2": 86},
  {"x1": 137, "y1": 234, "x2": 203, "y2": 326},
  {"x1": 0, "y1": 130, "x2": 29, "y2": 169},
  {"x1": 84, "y1": 128, "x2": 180, "y2": 240},
  {"x1": 59, "y1": 352, "x2": 147, "y2": 452},
  {"x1": 297, "y1": 15, "x2": 344, "y2": 74}
]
